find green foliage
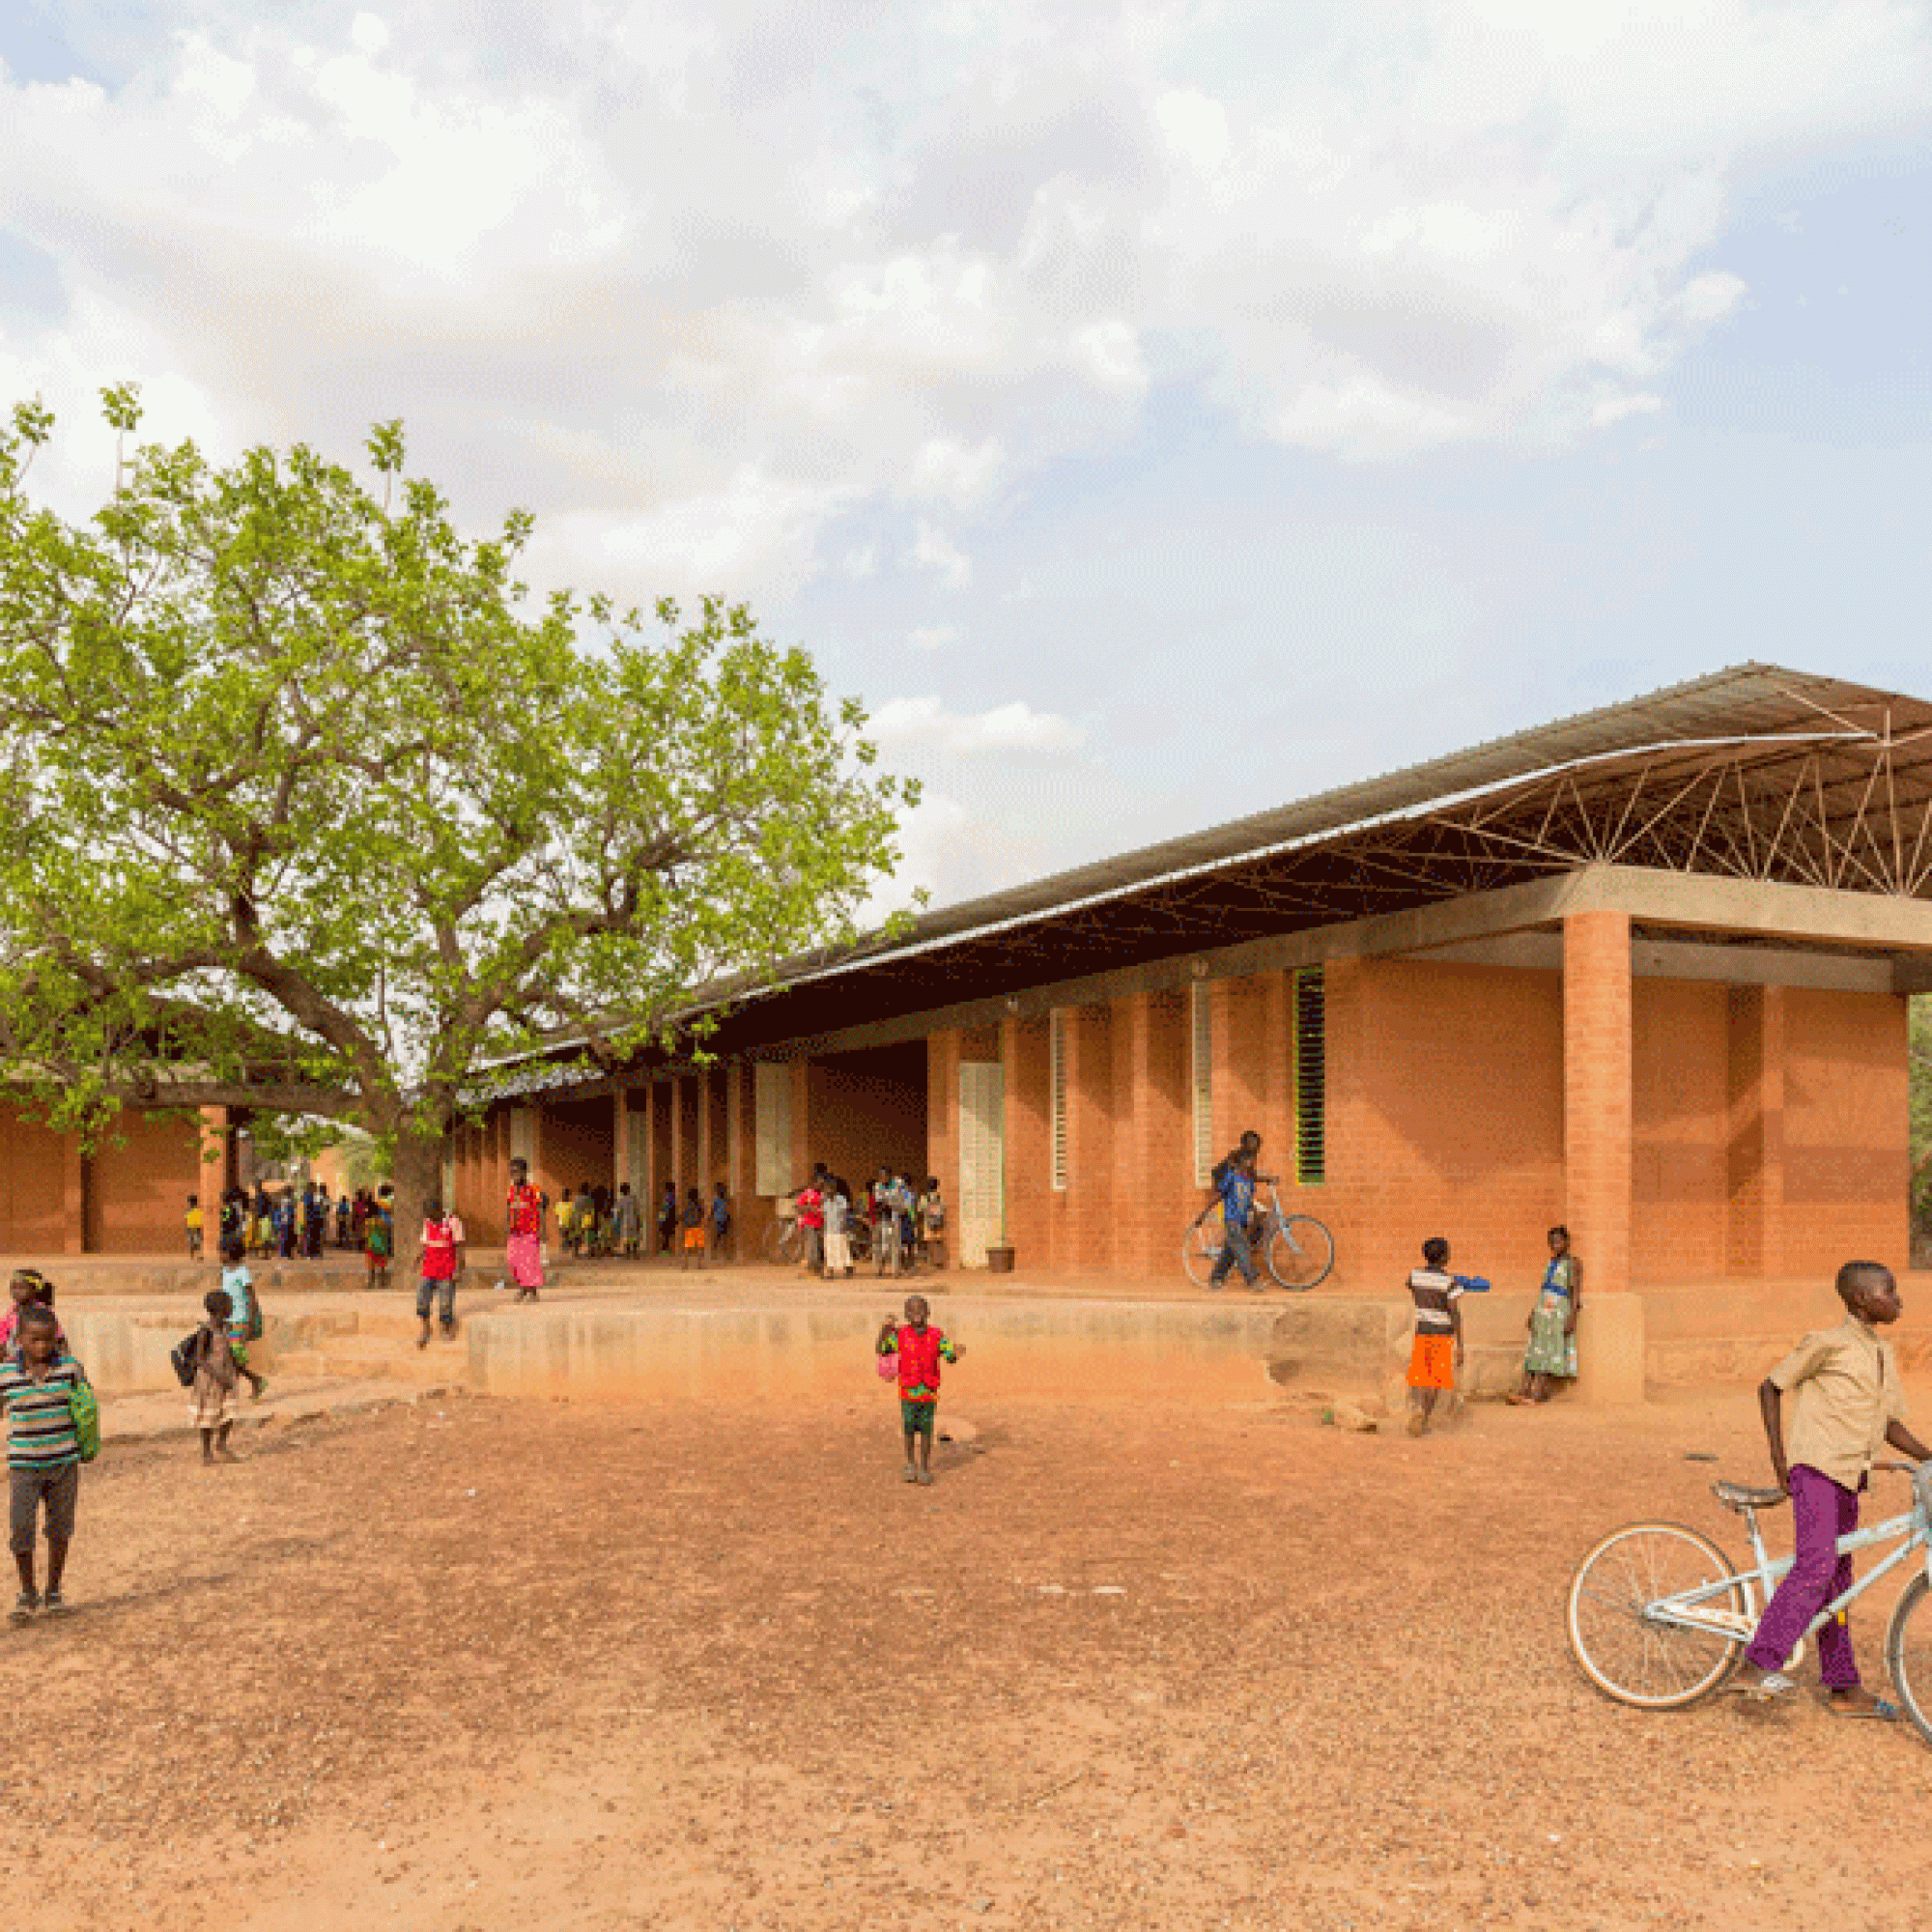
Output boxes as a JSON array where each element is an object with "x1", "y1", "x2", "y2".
[{"x1": 0, "y1": 391, "x2": 917, "y2": 1164}]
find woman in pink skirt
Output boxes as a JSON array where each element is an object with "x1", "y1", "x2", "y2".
[{"x1": 504, "y1": 1158, "x2": 548, "y2": 1302}]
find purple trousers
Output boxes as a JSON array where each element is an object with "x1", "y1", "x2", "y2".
[{"x1": 1745, "y1": 1464, "x2": 1861, "y2": 1688}]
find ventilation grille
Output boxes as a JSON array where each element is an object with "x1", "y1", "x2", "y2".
[
  {"x1": 1293, "y1": 968, "x2": 1326, "y2": 1186},
  {"x1": 1050, "y1": 1011, "x2": 1069, "y2": 1192},
  {"x1": 1191, "y1": 980, "x2": 1213, "y2": 1187}
]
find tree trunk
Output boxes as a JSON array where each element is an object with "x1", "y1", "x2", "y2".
[{"x1": 388, "y1": 1120, "x2": 447, "y2": 1289}]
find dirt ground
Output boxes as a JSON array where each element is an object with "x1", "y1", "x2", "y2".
[{"x1": 6, "y1": 1379, "x2": 1930, "y2": 1932}]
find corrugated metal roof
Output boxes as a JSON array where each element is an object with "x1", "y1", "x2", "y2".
[
  {"x1": 483, "y1": 661, "x2": 1932, "y2": 1083},
  {"x1": 788, "y1": 660, "x2": 1932, "y2": 985}
]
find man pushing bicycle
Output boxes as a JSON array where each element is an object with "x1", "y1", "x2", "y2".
[{"x1": 1732, "y1": 1261, "x2": 1932, "y2": 1716}]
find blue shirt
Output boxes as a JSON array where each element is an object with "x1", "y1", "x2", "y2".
[
  {"x1": 1219, "y1": 1169, "x2": 1256, "y2": 1230},
  {"x1": 220, "y1": 1264, "x2": 254, "y2": 1329}
]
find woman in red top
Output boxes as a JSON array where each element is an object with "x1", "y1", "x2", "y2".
[{"x1": 504, "y1": 1158, "x2": 547, "y2": 1303}]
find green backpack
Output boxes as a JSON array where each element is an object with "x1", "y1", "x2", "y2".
[{"x1": 68, "y1": 1378, "x2": 100, "y2": 1464}]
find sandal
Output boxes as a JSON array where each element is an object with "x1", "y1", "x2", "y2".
[
  {"x1": 1732, "y1": 1669, "x2": 1796, "y2": 1703},
  {"x1": 1828, "y1": 1692, "x2": 1902, "y2": 1721}
]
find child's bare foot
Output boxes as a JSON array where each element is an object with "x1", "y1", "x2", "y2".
[
  {"x1": 1405, "y1": 1412, "x2": 1427, "y2": 1436},
  {"x1": 902, "y1": 1463, "x2": 917, "y2": 1482},
  {"x1": 214, "y1": 1445, "x2": 241, "y2": 1463}
]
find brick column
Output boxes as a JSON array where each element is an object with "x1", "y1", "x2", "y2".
[
  {"x1": 62, "y1": 1133, "x2": 86, "y2": 1255},
  {"x1": 1564, "y1": 910, "x2": 1634, "y2": 1296},
  {"x1": 611, "y1": 1094, "x2": 633, "y2": 1211},
  {"x1": 198, "y1": 1106, "x2": 229, "y2": 1218},
  {"x1": 1002, "y1": 1016, "x2": 1049, "y2": 1267},
  {"x1": 1065, "y1": 1004, "x2": 1114, "y2": 1273},
  {"x1": 927, "y1": 1031, "x2": 963, "y2": 1228},
  {"x1": 1110, "y1": 990, "x2": 1189, "y2": 1277}
]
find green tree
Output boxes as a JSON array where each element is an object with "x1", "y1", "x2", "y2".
[{"x1": 0, "y1": 390, "x2": 915, "y2": 1273}]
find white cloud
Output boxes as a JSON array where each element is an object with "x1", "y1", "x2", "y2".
[
  {"x1": 908, "y1": 624, "x2": 961, "y2": 652},
  {"x1": 870, "y1": 695, "x2": 1086, "y2": 753},
  {"x1": 910, "y1": 521, "x2": 972, "y2": 589},
  {"x1": 0, "y1": 0, "x2": 1926, "y2": 579}
]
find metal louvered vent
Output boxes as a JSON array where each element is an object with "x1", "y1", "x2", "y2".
[{"x1": 1293, "y1": 968, "x2": 1326, "y2": 1186}]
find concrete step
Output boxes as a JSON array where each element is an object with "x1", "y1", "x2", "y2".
[{"x1": 310, "y1": 1331, "x2": 469, "y2": 1386}]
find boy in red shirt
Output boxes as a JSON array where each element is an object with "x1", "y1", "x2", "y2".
[
  {"x1": 875, "y1": 1293, "x2": 963, "y2": 1486},
  {"x1": 414, "y1": 1197, "x2": 468, "y2": 1348}
]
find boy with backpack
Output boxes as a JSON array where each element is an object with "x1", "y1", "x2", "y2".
[
  {"x1": 2, "y1": 1306, "x2": 90, "y2": 1620},
  {"x1": 186, "y1": 1289, "x2": 245, "y2": 1463}
]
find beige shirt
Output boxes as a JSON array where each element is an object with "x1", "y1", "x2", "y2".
[{"x1": 1769, "y1": 1316, "x2": 1904, "y2": 1492}]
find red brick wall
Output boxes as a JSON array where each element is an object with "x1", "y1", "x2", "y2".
[
  {"x1": 1632, "y1": 978, "x2": 1730, "y2": 1281},
  {"x1": 804, "y1": 1044, "x2": 928, "y2": 1195},
  {"x1": 1107, "y1": 988, "x2": 1192, "y2": 1278},
  {"x1": 87, "y1": 1109, "x2": 202, "y2": 1254},
  {"x1": 0, "y1": 1113, "x2": 72, "y2": 1252},
  {"x1": 539, "y1": 1096, "x2": 616, "y2": 1200},
  {"x1": 1341, "y1": 956, "x2": 1566, "y2": 1295},
  {"x1": 1781, "y1": 987, "x2": 1909, "y2": 1270},
  {"x1": 926, "y1": 1031, "x2": 962, "y2": 1236}
]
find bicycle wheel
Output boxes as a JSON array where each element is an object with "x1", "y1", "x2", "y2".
[
  {"x1": 1266, "y1": 1215, "x2": 1335, "y2": 1291},
  {"x1": 763, "y1": 1221, "x2": 798, "y2": 1264},
  {"x1": 1885, "y1": 1573, "x2": 1932, "y2": 1748},
  {"x1": 1182, "y1": 1209, "x2": 1225, "y2": 1289},
  {"x1": 1567, "y1": 1521, "x2": 1749, "y2": 1709}
]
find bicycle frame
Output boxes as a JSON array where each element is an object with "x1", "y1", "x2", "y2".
[{"x1": 1647, "y1": 1469, "x2": 1932, "y2": 1646}]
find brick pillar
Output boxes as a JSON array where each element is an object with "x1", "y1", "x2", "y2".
[
  {"x1": 62, "y1": 1133, "x2": 86, "y2": 1255},
  {"x1": 927, "y1": 1031, "x2": 963, "y2": 1235},
  {"x1": 1110, "y1": 990, "x2": 1189, "y2": 1276},
  {"x1": 1564, "y1": 911, "x2": 1634, "y2": 1296},
  {"x1": 198, "y1": 1106, "x2": 228, "y2": 1221},
  {"x1": 1003, "y1": 1016, "x2": 1050, "y2": 1267},
  {"x1": 1065, "y1": 1004, "x2": 1113, "y2": 1273},
  {"x1": 724, "y1": 1062, "x2": 756, "y2": 1258},
  {"x1": 612, "y1": 1094, "x2": 633, "y2": 1214},
  {"x1": 790, "y1": 1060, "x2": 813, "y2": 1193},
  {"x1": 669, "y1": 1074, "x2": 691, "y2": 1194}
]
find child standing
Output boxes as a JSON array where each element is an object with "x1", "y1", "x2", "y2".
[
  {"x1": 414, "y1": 1198, "x2": 468, "y2": 1347},
  {"x1": 1208, "y1": 1150, "x2": 1261, "y2": 1290},
  {"x1": 872, "y1": 1170, "x2": 901, "y2": 1278},
  {"x1": 1, "y1": 1271, "x2": 65, "y2": 1360},
  {"x1": 504, "y1": 1158, "x2": 547, "y2": 1301},
  {"x1": 823, "y1": 1183, "x2": 853, "y2": 1279},
  {"x1": 918, "y1": 1178, "x2": 946, "y2": 1270},
  {"x1": 1405, "y1": 1236, "x2": 1465, "y2": 1436},
  {"x1": 218, "y1": 1241, "x2": 268, "y2": 1400},
  {"x1": 613, "y1": 1182, "x2": 641, "y2": 1259},
  {"x1": 795, "y1": 1175, "x2": 826, "y2": 1275},
  {"x1": 1508, "y1": 1225, "x2": 1581, "y2": 1406},
  {"x1": 364, "y1": 1198, "x2": 394, "y2": 1292},
  {"x1": 189, "y1": 1289, "x2": 243, "y2": 1464},
  {"x1": 657, "y1": 1181, "x2": 678, "y2": 1257},
  {"x1": 711, "y1": 1181, "x2": 732, "y2": 1262},
  {"x1": 1, "y1": 1306, "x2": 89, "y2": 1619},
  {"x1": 680, "y1": 1187, "x2": 707, "y2": 1270},
  {"x1": 185, "y1": 1193, "x2": 204, "y2": 1261},
  {"x1": 875, "y1": 1295, "x2": 963, "y2": 1486},
  {"x1": 1733, "y1": 1262, "x2": 1931, "y2": 1710}
]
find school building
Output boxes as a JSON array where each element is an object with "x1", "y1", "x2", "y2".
[
  {"x1": 6, "y1": 662, "x2": 1928, "y2": 1302},
  {"x1": 449, "y1": 663, "x2": 1932, "y2": 1301}
]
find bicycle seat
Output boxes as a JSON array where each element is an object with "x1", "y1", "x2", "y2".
[{"x1": 1712, "y1": 1480, "x2": 1788, "y2": 1513}]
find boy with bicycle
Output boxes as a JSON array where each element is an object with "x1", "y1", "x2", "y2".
[
  {"x1": 1734, "y1": 1261, "x2": 1931, "y2": 1714},
  {"x1": 1208, "y1": 1149, "x2": 1264, "y2": 1290}
]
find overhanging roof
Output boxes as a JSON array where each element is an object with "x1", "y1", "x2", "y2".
[{"x1": 495, "y1": 662, "x2": 1932, "y2": 1089}]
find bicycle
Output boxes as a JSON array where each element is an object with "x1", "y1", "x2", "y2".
[
  {"x1": 1182, "y1": 1181, "x2": 1335, "y2": 1292},
  {"x1": 1567, "y1": 1460, "x2": 1932, "y2": 1744}
]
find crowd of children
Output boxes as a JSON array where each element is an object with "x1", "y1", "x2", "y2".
[
  {"x1": 189, "y1": 1182, "x2": 395, "y2": 1264},
  {"x1": 786, "y1": 1167, "x2": 945, "y2": 1280}
]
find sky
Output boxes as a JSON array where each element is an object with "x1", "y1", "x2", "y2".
[{"x1": 2, "y1": 1, "x2": 1928, "y2": 914}]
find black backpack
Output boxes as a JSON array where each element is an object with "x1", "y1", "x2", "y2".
[{"x1": 169, "y1": 1328, "x2": 206, "y2": 1388}]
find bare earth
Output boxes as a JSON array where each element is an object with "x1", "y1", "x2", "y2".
[{"x1": 6, "y1": 1378, "x2": 1928, "y2": 1932}]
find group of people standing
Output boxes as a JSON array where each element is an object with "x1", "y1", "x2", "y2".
[
  {"x1": 790, "y1": 1167, "x2": 945, "y2": 1279},
  {"x1": 187, "y1": 1183, "x2": 394, "y2": 1266}
]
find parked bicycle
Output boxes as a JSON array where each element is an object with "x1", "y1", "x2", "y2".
[
  {"x1": 763, "y1": 1213, "x2": 875, "y2": 1266},
  {"x1": 1567, "y1": 1460, "x2": 1932, "y2": 1744},
  {"x1": 1182, "y1": 1181, "x2": 1335, "y2": 1292}
]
